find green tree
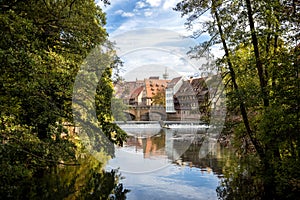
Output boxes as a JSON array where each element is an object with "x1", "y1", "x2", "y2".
[
  {"x1": 95, "y1": 57, "x2": 127, "y2": 146},
  {"x1": 175, "y1": 0, "x2": 300, "y2": 198},
  {"x1": 152, "y1": 89, "x2": 166, "y2": 106},
  {"x1": 0, "y1": 0, "x2": 127, "y2": 195},
  {"x1": 0, "y1": 0, "x2": 108, "y2": 139},
  {"x1": 111, "y1": 97, "x2": 128, "y2": 121}
]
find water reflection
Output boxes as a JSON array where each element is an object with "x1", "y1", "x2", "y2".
[
  {"x1": 1, "y1": 156, "x2": 130, "y2": 200},
  {"x1": 107, "y1": 124, "x2": 231, "y2": 199},
  {"x1": 108, "y1": 126, "x2": 200, "y2": 173}
]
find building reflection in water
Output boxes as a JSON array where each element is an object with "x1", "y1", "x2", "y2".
[{"x1": 122, "y1": 126, "x2": 228, "y2": 176}]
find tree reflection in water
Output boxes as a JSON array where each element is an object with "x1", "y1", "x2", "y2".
[
  {"x1": 216, "y1": 151, "x2": 300, "y2": 200},
  {"x1": 216, "y1": 154, "x2": 265, "y2": 200},
  {"x1": 1, "y1": 156, "x2": 130, "y2": 200}
]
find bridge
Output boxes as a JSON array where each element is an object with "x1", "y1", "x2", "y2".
[{"x1": 124, "y1": 105, "x2": 167, "y2": 121}]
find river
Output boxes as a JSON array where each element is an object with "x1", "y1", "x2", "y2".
[
  {"x1": 3, "y1": 123, "x2": 233, "y2": 200},
  {"x1": 106, "y1": 122, "x2": 231, "y2": 200}
]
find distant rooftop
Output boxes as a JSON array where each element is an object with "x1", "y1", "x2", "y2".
[
  {"x1": 130, "y1": 86, "x2": 144, "y2": 99},
  {"x1": 167, "y1": 76, "x2": 182, "y2": 88},
  {"x1": 149, "y1": 76, "x2": 160, "y2": 80},
  {"x1": 144, "y1": 78, "x2": 170, "y2": 98}
]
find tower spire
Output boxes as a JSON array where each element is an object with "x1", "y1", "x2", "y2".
[{"x1": 163, "y1": 67, "x2": 169, "y2": 80}]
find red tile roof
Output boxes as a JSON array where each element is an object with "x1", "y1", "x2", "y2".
[
  {"x1": 144, "y1": 79, "x2": 170, "y2": 98},
  {"x1": 130, "y1": 86, "x2": 144, "y2": 99}
]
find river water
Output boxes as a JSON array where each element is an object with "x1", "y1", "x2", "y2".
[
  {"x1": 106, "y1": 123, "x2": 231, "y2": 200},
  {"x1": 2, "y1": 123, "x2": 232, "y2": 199}
]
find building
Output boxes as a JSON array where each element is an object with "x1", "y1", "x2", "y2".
[
  {"x1": 205, "y1": 75, "x2": 226, "y2": 117},
  {"x1": 172, "y1": 77, "x2": 209, "y2": 121},
  {"x1": 114, "y1": 77, "x2": 169, "y2": 121},
  {"x1": 129, "y1": 86, "x2": 144, "y2": 106},
  {"x1": 142, "y1": 77, "x2": 169, "y2": 106},
  {"x1": 165, "y1": 76, "x2": 184, "y2": 113},
  {"x1": 190, "y1": 77, "x2": 209, "y2": 114},
  {"x1": 114, "y1": 75, "x2": 212, "y2": 121},
  {"x1": 114, "y1": 80, "x2": 144, "y2": 104}
]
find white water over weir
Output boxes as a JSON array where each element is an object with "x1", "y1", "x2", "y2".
[
  {"x1": 115, "y1": 121, "x2": 208, "y2": 125},
  {"x1": 115, "y1": 121, "x2": 209, "y2": 136}
]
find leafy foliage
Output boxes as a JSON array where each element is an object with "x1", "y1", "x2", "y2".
[
  {"x1": 0, "y1": 0, "x2": 127, "y2": 196},
  {"x1": 152, "y1": 89, "x2": 166, "y2": 106},
  {"x1": 111, "y1": 97, "x2": 128, "y2": 121},
  {"x1": 96, "y1": 64, "x2": 127, "y2": 146},
  {"x1": 175, "y1": 0, "x2": 300, "y2": 199}
]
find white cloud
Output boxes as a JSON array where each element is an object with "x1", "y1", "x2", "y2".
[
  {"x1": 114, "y1": 9, "x2": 123, "y2": 15},
  {"x1": 136, "y1": 1, "x2": 147, "y2": 9},
  {"x1": 122, "y1": 12, "x2": 135, "y2": 17},
  {"x1": 102, "y1": 1, "x2": 220, "y2": 62},
  {"x1": 146, "y1": 0, "x2": 162, "y2": 7},
  {"x1": 110, "y1": 29, "x2": 206, "y2": 81},
  {"x1": 103, "y1": 1, "x2": 223, "y2": 84},
  {"x1": 115, "y1": 10, "x2": 135, "y2": 17},
  {"x1": 162, "y1": 0, "x2": 178, "y2": 10},
  {"x1": 144, "y1": 11, "x2": 153, "y2": 17},
  {"x1": 104, "y1": 1, "x2": 190, "y2": 36}
]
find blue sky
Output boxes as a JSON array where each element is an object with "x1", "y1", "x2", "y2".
[
  {"x1": 97, "y1": 0, "x2": 222, "y2": 81},
  {"x1": 98, "y1": 0, "x2": 188, "y2": 35}
]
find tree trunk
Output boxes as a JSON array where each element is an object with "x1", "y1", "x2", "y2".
[
  {"x1": 245, "y1": 0, "x2": 269, "y2": 107},
  {"x1": 213, "y1": 7, "x2": 265, "y2": 159}
]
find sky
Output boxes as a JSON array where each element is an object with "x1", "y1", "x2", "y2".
[
  {"x1": 97, "y1": 0, "x2": 222, "y2": 81},
  {"x1": 98, "y1": 0, "x2": 189, "y2": 35}
]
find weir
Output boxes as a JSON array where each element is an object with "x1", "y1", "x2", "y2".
[{"x1": 114, "y1": 120, "x2": 208, "y2": 125}]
